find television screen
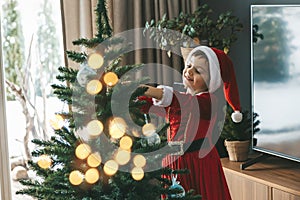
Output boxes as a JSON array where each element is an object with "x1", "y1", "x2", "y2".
[{"x1": 251, "y1": 5, "x2": 300, "y2": 162}]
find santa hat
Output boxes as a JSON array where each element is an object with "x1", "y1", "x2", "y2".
[{"x1": 185, "y1": 46, "x2": 243, "y2": 123}]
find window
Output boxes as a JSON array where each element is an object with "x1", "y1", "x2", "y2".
[{"x1": 0, "y1": 0, "x2": 65, "y2": 199}]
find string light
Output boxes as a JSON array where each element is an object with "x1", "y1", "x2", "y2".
[
  {"x1": 87, "y1": 152, "x2": 102, "y2": 168},
  {"x1": 87, "y1": 120, "x2": 104, "y2": 138},
  {"x1": 85, "y1": 168, "x2": 99, "y2": 184},
  {"x1": 69, "y1": 170, "x2": 84, "y2": 185},
  {"x1": 37, "y1": 154, "x2": 52, "y2": 169},
  {"x1": 119, "y1": 136, "x2": 133, "y2": 150},
  {"x1": 133, "y1": 154, "x2": 146, "y2": 168},
  {"x1": 86, "y1": 79, "x2": 103, "y2": 95},
  {"x1": 103, "y1": 72, "x2": 118, "y2": 87},
  {"x1": 109, "y1": 117, "x2": 127, "y2": 139},
  {"x1": 131, "y1": 167, "x2": 144, "y2": 181},
  {"x1": 75, "y1": 143, "x2": 91, "y2": 160},
  {"x1": 114, "y1": 149, "x2": 131, "y2": 165},
  {"x1": 142, "y1": 123, "x2": 156, "y2": 137},
  {"x1": 87, "y1": 52, "x2": 104, "y2": 69},
  {"x1": 49, "y1": 114, "x2": 64, "y2": 130},
  {"x1": 103, "y1": 160, "x2": 119, "y2": 176}
]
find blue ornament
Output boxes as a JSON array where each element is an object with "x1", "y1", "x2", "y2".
[{"x1": 168, "y1": 174, "x2": 186, "y2": 198}]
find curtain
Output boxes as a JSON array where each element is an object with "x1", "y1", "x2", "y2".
[
  {"x1": 60, "y1": 0, "x2": 98, "y2": 69},
  {"x1": 107, "y1": 0, "x2": 200, "y2": 86},
  {"x1": 61, "y1": 0, "x2": 200, "y2": 83}
]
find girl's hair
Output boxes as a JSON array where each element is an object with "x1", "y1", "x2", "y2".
[{"x1": 190, "y1": 50, "x2": 209, "y2": 62}]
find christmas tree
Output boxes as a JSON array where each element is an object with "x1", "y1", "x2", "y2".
[{"x1": 16, "y1": 0, "x2": 201, "y2": 199}]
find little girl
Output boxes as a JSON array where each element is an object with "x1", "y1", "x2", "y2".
[{"x1": 139, "y1": 46, "x2": 242, "y2": 200}]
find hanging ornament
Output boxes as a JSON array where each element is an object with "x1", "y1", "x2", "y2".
[
  {"x1": 69, "y1": 170, "x2": 84, "y2": 186},
  {"x1": 76, "y1": 63, "x2": 97, "y2": 87},
  {"x1": 87, "y1": 152, "x2": 102, "y2": 168},
  {"x1": 85, "y1": 168, "x2": 100, "y2": 184},
  {"x1": 119, "y1": 136, "x2": 133, "y2": 150},
  {"x1": 86, "y1": 119, "x2": 104, "y2": 138},
  {"x1": 131, "y1": 167, "x2": 144, "y2": 181},
  {"x1": 37, "y1": 154, "x2": 52, "y2": 169},
  {"x1": 103, "y1": 72, "x2": 119, "y2": 87},
  {"x1": 142, "y1": 123, "x2": 156, "y2": 137},
  {"x1": 86, "y1": 79, "x2": 103, "y2": 95},
  {"x1": 87, "y1": 52, "x2": 104, "y2": 69},
  {"x1": 114, "y1": 149, "x2": 131, "y2": 165},
  {"x1": 133, "y1": 154, "x2": 146, "y2": 168},
  {"x1": 168, "y1": 174, "x2": 186, "y2": 198},
  {"x1": 167, "y1": 50, "x2": 172, "y2": 58},
  {"x1": 49, "y1": 114, "x2": 64, "y2": 130},
  {"x1": 75, "y1": 143, "x2": 92, "y2": 160},
  {"x1": 103, "y1": 160, "x2": 119, "y2": 176},
  {"x1": 145, "y1": 133, "x2": 161, "y2": 146}
]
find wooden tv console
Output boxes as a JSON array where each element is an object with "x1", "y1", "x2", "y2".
[{"x1": 221, "y1": 153, "x2": 300, "y2": 200}]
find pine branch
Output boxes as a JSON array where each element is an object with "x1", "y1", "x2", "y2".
[
  {"x1": 56, "y1": 66, "x2": 78, "y2": 83},
  {"x1": 66, "y1": 50, "x2": 87, "y2": 63}
]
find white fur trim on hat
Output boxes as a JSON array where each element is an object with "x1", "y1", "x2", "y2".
[{"x1": 231, "y1": 111, "x2": 243, "y2": 123}]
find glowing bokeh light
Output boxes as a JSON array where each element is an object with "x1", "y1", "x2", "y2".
[
  {"x1": 119, "y1": 136, "x2": 133, "y2": 150},
  {"x1": 131, "y1": 167, "x2": 144, "y2": 181},
  {"x1": 142, "y1": 123, "x2": 156, "y2": 137},
  {"x1": 69, "y1": 170, "x2": 84, "y2": 185},
  {"x1": 86, "y1": 80, "x2": 103, "y2": 95},
  {"x1": 87, "y1": 152, "x2": 102, "y2": 168},
  {"x1": 37, "y1": 154, "x2": 52, "y2": 169},
  {"x1": 87, "y1": 120, "x2": 104, "y2": 137},
  {"x1": 85, "y1": 168, "x2": 99, "y2": 184},
  {"x1": 49, "y1": 114, "x2": 64, "y2": 130},
  {"x1": 75, "y1": 143, "x2": 92, "y2": 160},
  {"x1": 114, "y1": 149, "x2": 131, "y2": 165},
  {"x1": 103, "y1": 160, "x2": 119, "y2": 176},
  {"x1": 87, "y1": 52, "x2": 104, "y2": 69},
  {"x1": 103, "y1": 72, "x2": 118, "y2": 87},
  {"x1": 133, "y1": 154, "x2": 146, "y2": 168}
]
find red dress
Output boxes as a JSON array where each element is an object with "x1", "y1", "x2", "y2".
[{"x1": 140, "y1": 89, "x2": 231, "y2": 200}]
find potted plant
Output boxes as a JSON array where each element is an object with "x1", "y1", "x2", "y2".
[
  {"x1": 220, "y1": 106, "x2": 260, "y2": 161},
  {"x1": 144, "y1": 3, "x2": 243, "y2": 58}
]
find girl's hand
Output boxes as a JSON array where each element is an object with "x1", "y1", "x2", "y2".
[{"x1": 139, "y1": 84, "x2": 163, "y2": 100}]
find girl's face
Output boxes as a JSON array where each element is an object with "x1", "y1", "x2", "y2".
[{"x1": 183, "y1": 55, "x2": 210, "y2": 95}]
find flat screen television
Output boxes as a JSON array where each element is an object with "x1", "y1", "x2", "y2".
[{"x1": 251, "y1": 4, "x2": 300, "y2": 163}]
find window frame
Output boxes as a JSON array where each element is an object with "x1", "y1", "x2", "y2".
[{"x1": 0, "y1": 17, "x2": 12, "y2": 200}]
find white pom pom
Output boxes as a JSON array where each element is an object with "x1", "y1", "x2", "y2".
[{"x1": 231, "y1": 111, "x2": 243, "y2": 123}]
